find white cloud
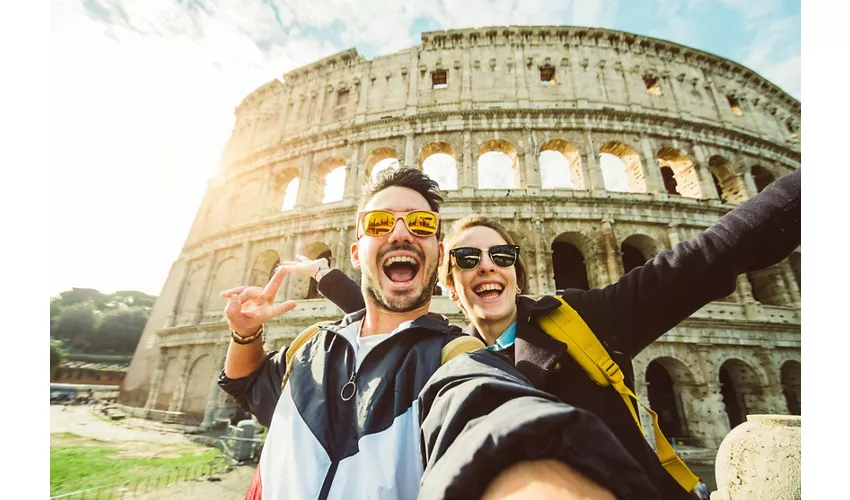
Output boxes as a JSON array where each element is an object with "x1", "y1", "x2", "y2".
[{"x1": 571, "y1": 0, "x2": 616, "y2": 28}]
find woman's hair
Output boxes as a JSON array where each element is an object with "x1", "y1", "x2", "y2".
[{"x1": 439, "y1": 215, "x2": 528, "y2": 295}]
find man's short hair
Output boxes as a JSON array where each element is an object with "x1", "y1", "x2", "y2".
[{"x1": 360, "y1": 167, "x2": 443, "y2": 212}]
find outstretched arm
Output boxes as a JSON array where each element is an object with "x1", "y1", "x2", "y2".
[
  {"x1": 564, "y1": 168, "x2": 801, "y2": 357},
  {"x1": 419, "y1": 351, "x2": 657, "y2": 500},
  {"x1": 278, "y1": 255, "x2": 365, "y2": 314},
  {"x1": 216, "y1": 267, "x2": 298, "y2": 427}
]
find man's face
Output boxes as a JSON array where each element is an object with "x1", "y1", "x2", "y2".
[{"x1": 351, "y1": 186, "x2": 443, "y2": 313}]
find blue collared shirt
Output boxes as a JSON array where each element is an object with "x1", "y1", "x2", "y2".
[{"x1": 487, "y1": 321, "x2": 518, "y2": 351}]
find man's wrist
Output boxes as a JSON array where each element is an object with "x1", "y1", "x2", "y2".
[{"x1": 315, "y1": 266, "x2": 332, "y2": 282}]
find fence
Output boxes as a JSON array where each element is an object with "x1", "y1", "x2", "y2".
[{"x1": 50, "y1": 458, "x2": 231, "y2": 500}]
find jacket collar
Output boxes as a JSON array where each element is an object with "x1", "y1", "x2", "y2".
[
  {"x1": 462, "y1": 295, "x2": 567, "y2": 388},
  {"x1": 324, "y1": 308, "x2": 458, "y2": 336}
]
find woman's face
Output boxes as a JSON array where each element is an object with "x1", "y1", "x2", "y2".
[{"x1": 448, "y1": 226, "x2": 519, "y2": 325}]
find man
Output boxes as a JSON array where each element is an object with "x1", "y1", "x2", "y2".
[{"x1": 217, "y1": 168, "x2": 656, "y2": 499}]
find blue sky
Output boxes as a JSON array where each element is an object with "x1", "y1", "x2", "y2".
[{"x1": 49, "y1": 0, "x2": 800, "y2": 297}]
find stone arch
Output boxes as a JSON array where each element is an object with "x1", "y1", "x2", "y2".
[
  {"x1": 205, "y1": 257, "x2": 240, "y2": 311},
  {"x1": 620, "y1": 234, "x2": 666, "y2": 274},
  {"x1": 708, "y1": 155, "x2": 747, "y2": 204},
  {"x1": 181, "y1": 354, "x2": 215, "y2": 421},
  {"x1": 551, "y1": 232, "x2": 597, "y2": 292},
  {"x1": 780, "y1": 360, "x2": 801, "y2": 415},
  {"x1": 646, "y1": 356, "x2": 698, "y2": 440},
  {"x1": 599, "y1": 142, "x2": 647, "y2": 193},
  {"x1": 420, "y1": 142, "x2": 458, "y2": 190},
  {"x1": 248, "y1": 249, "x2": 281, "y2": 287},
  {"x1": 154, "y1": 355, "x2": 180, "y2": 410},
  {"x1": 478, "y1": 139, "x2": 519, "y2": 189},
  {"x1": 656, "y1": 147, "x2": 702, "y2": 198},
  {"x1": 751, "y1": 165, "x2": 776, "y2": 193},
  {"x1": 310, "y1": 156, "x2": 347, "y2": 204},
  {"x1": 270, "y1": 167, "x2": 300, "y2": 211},
  {"x1": 788, "y1": 252, "x2": 801, "y2": 290},
  {"x1": 746, "y1": 265, "x2": 788, "y2": 306},
  {"x1": 206, "y1": 190, "x2": 234, "y2": 233},
  {"x1": 718, "y1": 358, "x2": 768, "y2": 429},
  {"x1": 299, "y1": 242, "x2": 333, "y2": 299},
  {"x1": 232, "y1": 179, "x2": 263, "y2": 223},
  {"x1": 539, "y1": 139, "x2": 582, "y2": 189},
  {"x1": 365, "y1": 147, "x2": 401, "y2": 180},
  {"x1": 177, "y1": 267, "x2": 204, "y2": 316}
]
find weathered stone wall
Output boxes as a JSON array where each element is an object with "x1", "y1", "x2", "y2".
[{"x1": 120, "y1": 26, "x2": 801, "y2": 438}]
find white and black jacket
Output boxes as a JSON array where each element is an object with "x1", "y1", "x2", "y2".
[{"x1": 219, "y1": 310, "x2": 658, "y2": 499}]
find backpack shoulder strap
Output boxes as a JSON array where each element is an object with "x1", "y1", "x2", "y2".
[
  {"x1": 441, "y1": 336, "x2": 485, "y2": 365},
  {"x1": 280, "y1": 321, "x2": 335, "y2": 390},
  {"x1": 538, "y1": 296, "x2": 699, "y2": 492}
]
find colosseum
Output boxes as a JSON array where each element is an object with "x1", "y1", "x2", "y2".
[{"x1": 120, "y1": 26, "x2": 801, "y2": 459}]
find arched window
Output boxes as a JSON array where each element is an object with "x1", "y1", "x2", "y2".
[
  {"x1": 421, "y1": 143, "x2": 458, "y2": 191},
  {"x1": 371, "y1": 157, "x2": 399, "y2": 180},
  {"x1": 538, "y1": 138, "x2": 582, "y2": 189},
  {"x1": 282, "y1": 177, "x2": 299, "y2": 211},
  {"x1": 656, "y1": 147, "x2": 702, "y2": 198},
  {"x1": 751, "y1": 165, "x2": 775, "y2": 193},
  {"x1": 478, "y1": 140, "x2": 519, "y2": 189},
  {"x1": 322, "y1": 166, "x2": 346, "y2": 203},
  {"x1": 599, "y1": 142, "x2": 646, "y2": 193}
]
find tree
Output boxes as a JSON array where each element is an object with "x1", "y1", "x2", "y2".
[
  {"x1": 51, "y1": 303, "x2": 96, "y2": 351},
  {"x1": 94, "y1": 308, "x2": 148, "y2": 352},
  {"x1": 50, "y1": 339, "x2": 64, "y2": 372}
]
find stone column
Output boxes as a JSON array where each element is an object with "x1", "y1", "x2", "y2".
[
  {"x1": 295, "y1": 154, "x2": 314, "y2": 207},
  {"x1": 168, "y1": 347, "x2": 194, "y2": 413},
  {"x1": 735, "y1": 274, "x2": 760, "y2": 320},
  {"x1": 515, "y1": 48, "x2": 530, "y2": 108},
  {"x1": 201, "y1": 344, "x2": 228, "y2": 429},
  {"x1": 532, "y1": 218, "x2": 553, "y2": 295},
  {"x1": 582, "y1": 130, "x2": 606, "y2": 192},
  {"x1": 691, "y1": 144, "x2": 720, "y2": 200},
  {"x1": 639, "y1": 136, "x2": 663, "y2": 194},
  {"x1": 354, "y1": 78, "x2": 368, "y2": 124},
  {"x1": 405, "y1": 52, "x2": 419, "y2": 116},
  {"x1": 754, "y1": 348, "x2": 788, "y2": 415},
  {"x1": 258, "y1": 167, "x2": 273, "y2": 216},
  {"x1": 143, "y1": 348, "x2": 168, "y2": 414},
  {"x1": 695, "y1": 347, "x2": 730, "y2": 449},
  {"x1": 461, "y1": 47, "x2": 472, "y2": 110},
  {"x1": 280, "y1": 236, "x2": 297, "y2": 301},
  {"x1": 404, "y1": 132, "x2": 416, "y2": 169},
  {"x1": 601, "y1": 218, "x2": 624, "y2": 286},
  {"x1": 192, "y1": 253, "x2": 216, "y2": 323},
  {"x1": 523, "y1": 128, "x2": 541, "y2": 189},
  {"x1": 343, "y1": 141, "x2": 361, "y2": 203},
  {"x1": 238, "y1": 241, "x2": 251, "y2": 284},
  {"x1": 778, "y1": 260, "x2": 801, "y2": 307},
  {"x1": 667, "y1": 223, "x2": 682, "y2": 248},
  {"x1": 741, "y1": 168, "x2": 759, "y2": 199},
  {"x1": 334, "y1": 227, "x2": 349, "y2": 272},
  {"x1": 167, "y1": 261, "x2": 192, "y2": 328},
  {"x1": 461, "y1": 130, "x2": 475, "y2": 192}
]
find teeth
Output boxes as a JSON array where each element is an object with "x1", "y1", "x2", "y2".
[
  {"x1": 474, "y1": 283, "x2": 504, "y2": 294},
  {"x1": 384, "y1": 256, "x2": 418, "y2": 267}
]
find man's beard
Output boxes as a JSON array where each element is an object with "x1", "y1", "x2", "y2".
[{"x1": 362, "y1": 259, "x2": 438, "y2": 313}]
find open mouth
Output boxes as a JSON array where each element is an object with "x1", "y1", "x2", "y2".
[
  {"x1": 383, "y1": 255, "x2": 421, "y2": 283},
  {"x1": 473, "y1": 282, "x2": 504, "y2": 300}
]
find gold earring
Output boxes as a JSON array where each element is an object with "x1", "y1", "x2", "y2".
[{"x1": 516, "y1": 287, "x2": 522, "y2": 294}]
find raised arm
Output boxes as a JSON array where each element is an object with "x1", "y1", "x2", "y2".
[
  {"x1": 216, "y1": 266, "x2": 298, "y2": 427},
  {"x1": 418, "y1": 350, "x2": 657, "y2": 500},
  {"x1": 565, "y1": 168, "x2": 801, "y2": 357},
  {"x1": 278, "y1": 255, "x2": 365, "y2": 314}
]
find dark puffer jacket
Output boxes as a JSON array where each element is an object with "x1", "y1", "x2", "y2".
[{"x1": 318, "y1": 169, "x2": 802, "y2": 499}]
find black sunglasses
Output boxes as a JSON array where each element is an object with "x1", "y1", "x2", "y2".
[{"x1": 449, "y1": 245, "x2": 520, "y2": 271}]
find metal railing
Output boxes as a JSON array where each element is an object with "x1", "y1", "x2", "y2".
[{"x1": 50, "y1": 459, "x2": 231, "y2": 500}]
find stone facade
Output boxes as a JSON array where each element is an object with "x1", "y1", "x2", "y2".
[{"x1": 120, "y1": 25, "x2": 801, "y2": 447}]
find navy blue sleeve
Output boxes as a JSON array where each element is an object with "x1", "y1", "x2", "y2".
[
  {"x1": 217, "y1": 348, "x2": 287, "y2": 428},
  {"x1": 564, "y1": 168, "x2": 801, "y2": 357},
  {"x1": 418, "y1": 350, "x2": 657, "y2": 500},
  {"x1": 317, "y1": 269, "x2": 366, "y2": 314}
]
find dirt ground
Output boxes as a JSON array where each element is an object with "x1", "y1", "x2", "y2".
[{"x1": 51, "y1": 405, "x2": 256, "y2": 499}]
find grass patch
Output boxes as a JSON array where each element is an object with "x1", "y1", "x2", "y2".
[{"x1": 50, "y1": 439, "x2": 223, "y2": 496}]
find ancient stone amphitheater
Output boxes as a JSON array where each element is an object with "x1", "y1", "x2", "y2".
[{"x1": 120, "y1": 26, "x2": 801, "y2": 453}]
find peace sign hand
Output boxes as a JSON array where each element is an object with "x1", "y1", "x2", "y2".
[{"x1": 219, "y1": 266, "x2": 297, "y2": 337}]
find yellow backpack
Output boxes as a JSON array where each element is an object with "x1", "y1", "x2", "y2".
[
  {"x1": 280, "y1": 321, "x2": 484, "y2": 390},
  {"x1": 537, "y1": 296, "x2": 699, "y2": 492}
]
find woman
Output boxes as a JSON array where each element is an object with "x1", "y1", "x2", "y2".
[{"x1": 281, "y1": 168, "x2": 801, "y2": 500}]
